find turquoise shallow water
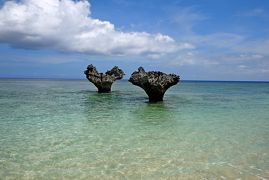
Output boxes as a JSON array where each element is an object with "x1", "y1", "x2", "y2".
[{"x1": 0, "y1": 79, "x2": 269, "y2": 179}]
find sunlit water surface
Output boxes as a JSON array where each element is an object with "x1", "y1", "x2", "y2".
[{"x1": 0, "y1": 79, "x2": 268, "y2": 179}]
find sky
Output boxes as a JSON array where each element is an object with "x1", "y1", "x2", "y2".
[{"x1": 0, "y1": 0, "x2": 268, "y2": 81}]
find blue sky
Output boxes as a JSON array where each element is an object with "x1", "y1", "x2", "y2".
[{"x1": 0, "y1": 0, "x2": 268, "y2": 80}]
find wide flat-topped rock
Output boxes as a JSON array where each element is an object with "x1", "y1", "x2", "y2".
[
  {"x1": 84, "y1": 64, "x2": 124, "y2": 93},
  {"x1": 129, "y1": 67, "x2": 180, "y2": 102}
]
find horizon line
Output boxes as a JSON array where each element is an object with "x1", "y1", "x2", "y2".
[{"x1": 0, "y1": 77, "x2": 268, "y2": 83}]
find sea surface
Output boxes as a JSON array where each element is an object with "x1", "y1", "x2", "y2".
[{"x1": 0, "y1": 79, "x2": 268, "y2": 179}]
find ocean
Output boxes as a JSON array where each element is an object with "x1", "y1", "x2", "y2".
[{"x1": 0, "y1": 79, "x2": 268, "y2": 179}]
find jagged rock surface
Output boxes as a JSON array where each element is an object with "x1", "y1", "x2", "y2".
[
  {"x1": 129, "y1": 67, "x2": 180, "y2": 102},
  {"x1": 84, "y1": 64, "x2": 124, "y2": 93}
]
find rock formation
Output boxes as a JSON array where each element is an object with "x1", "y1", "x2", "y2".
[
  {"x1": 84, "y1": 64, "x2": 124, "y2": 93},
  {"x1": 129, "y1": 67, "x2": 180, "y2": 102}
]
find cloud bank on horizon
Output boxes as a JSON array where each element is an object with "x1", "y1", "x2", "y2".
[{"x1": 0, "y1": 0, "x2": 193, "y2": 56}]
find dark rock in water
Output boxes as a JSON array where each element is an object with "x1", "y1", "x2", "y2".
[
  {"x1": 84, "y1": 64, "x2": 124, "y2": 93},
  {"x1": 129, "y1": 67, "x2": 180, "y2": 102}
]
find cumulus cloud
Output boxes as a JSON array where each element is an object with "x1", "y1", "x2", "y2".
[{"x1": 0, "y1": 0, "x2": 192, "y2": 56}]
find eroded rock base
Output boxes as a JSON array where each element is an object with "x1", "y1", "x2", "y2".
[
  {"x1": 129, "y1": 67, "x2": 180, "y2": 102},
  {"x1": 84, "y1": 64, "x2": 124, "y2": 93}
]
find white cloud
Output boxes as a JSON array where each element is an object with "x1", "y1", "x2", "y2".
[
  {"x1": 235, "y1": 39, "x2": 269, "y2": 56},
  {"x1": 238, "y1": 65, "x2": 247, "y2": 69},
  {"x1": 183, "y1": 32, "x2": 269, "y2": 58},
  {"x1": 0, "y1": 0, "x2": 191, "y2": 56},
  {"x1": 172, "y1": 7, "x2": 207, "y2": 25},
  {"x1": 236, "y1": 8, "x2": 268, "y2": 18},
  {"x1": 239, "y1": 54, "x2": 263, "y2": 60},
  {"x1": 170, "y1": 6, "x2": 207, "y2": 34},
  {"x1": 190, "y1": 33, "x2": 245, "y2": 48}
]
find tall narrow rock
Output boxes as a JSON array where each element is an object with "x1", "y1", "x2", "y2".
[
  {"x1": 129, "y1": 67, "x2": 180, "y2": 102},
  {"x1": 84, "y1": 64, "x2": 124, "y2": 93}
]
